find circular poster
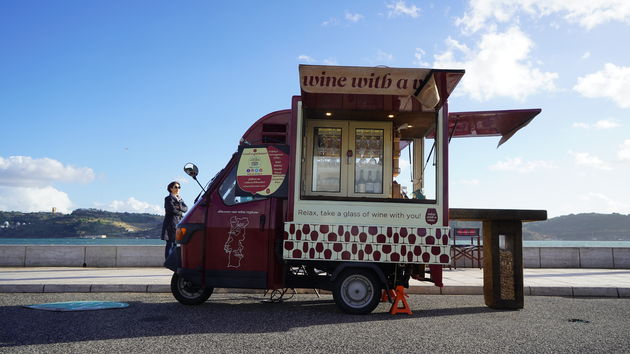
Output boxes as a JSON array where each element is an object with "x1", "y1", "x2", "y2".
[{"x1": 236, "y1": 145, "x2": 289, "y2": 197}]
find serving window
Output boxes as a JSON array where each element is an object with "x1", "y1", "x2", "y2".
[
  {"x1": 393, "y1": 134, "x2": 437, "y2": 201},
  {"x1": 303, "y1": 119, "x2": 392, "y2": 199},
  {"x1": 300, "y1": 107, "x2": 439, "y2": 203}
]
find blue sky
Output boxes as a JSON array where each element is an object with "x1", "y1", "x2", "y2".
[{"x1": 0, "y1": 1, "x2": 629, "y2": 218}]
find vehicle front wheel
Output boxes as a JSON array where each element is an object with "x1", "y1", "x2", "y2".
[
  {"x1": 171, "y1": 273, "x2": 213, "y2": 305},
  {"x1": 333, "y1": 269, "x2": 381, "y2": 314}
]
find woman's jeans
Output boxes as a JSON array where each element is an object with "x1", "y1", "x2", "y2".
[{"x1": 165, "y1": 240, "x2": 175, "y2": 260}]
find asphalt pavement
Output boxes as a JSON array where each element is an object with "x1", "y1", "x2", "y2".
[
  {"x1": 0, "y1": 267, "x2": 629, "y2": 297},
  {"x1": 1, "y1": 292, "x2": 629, "y2": 353}
]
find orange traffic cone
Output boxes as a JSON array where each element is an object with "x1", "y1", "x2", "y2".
[
  {"x1": 389, "y1": 285, "x2": 412, "y2": 315},
  {"x1": 380, "y1": 288, "x2": 396, "y2": 302}
]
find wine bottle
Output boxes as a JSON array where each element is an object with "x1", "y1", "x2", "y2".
[
  {"x1": 374, "y1": 170, "x2": 382, "y2": 194},
  {"x1": 366, "y1": 170, "x2": 374, "y2": 193},
  {"x1": 357, "y1": 170, "x2": 366, "y2": 193}
]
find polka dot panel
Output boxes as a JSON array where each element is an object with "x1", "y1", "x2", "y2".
[
  {"x1": 284, "y1": 223, "x2": 450, "y2": 246},
  {"x1": 282, "y1": 241, "x2": 450, "y2": 264},
  {"x1": 283, "y1": 222, "x2": 451, "y2": 265}
]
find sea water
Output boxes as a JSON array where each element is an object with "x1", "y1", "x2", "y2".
[
  {"x1": 522, "y1": 240, "x2": 630, "y2": 247},
  {"x1": 0, "y1": 238, "x2": 164, "y2": 245}
]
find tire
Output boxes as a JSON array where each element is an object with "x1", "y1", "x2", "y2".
[
  {"x1": 171, "y1": 273, "x2": 213, "y2": 305},
  {"x1": 333, "y1": 269, "x2": 381, "y2": 314}
]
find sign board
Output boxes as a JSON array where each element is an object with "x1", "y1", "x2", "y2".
[
  {"x1": 236, "y1": 145, "x2": 289, "y2": 198},
  {"x1": 454, "y1": 228, "x2": 480, "y2": 237},
  {"x1": 293, "y1": 200, "x2": 442, "y2": 227},
  {"x1": 299, "y1": 65, "x2": 440, "y2": 109}
]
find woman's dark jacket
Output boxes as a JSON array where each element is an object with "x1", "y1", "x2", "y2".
[{"x1": 161, "y1": 195, "x2": 188, "y2": 241}]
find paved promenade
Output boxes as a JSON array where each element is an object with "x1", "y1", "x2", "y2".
[{"x1": 0, "y1": 267, "x2": 628, "y2": 297}]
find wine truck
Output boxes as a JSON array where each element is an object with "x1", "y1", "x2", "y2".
[{"x1": 167, "y1": 65, "x2": 541, "y2": 314}]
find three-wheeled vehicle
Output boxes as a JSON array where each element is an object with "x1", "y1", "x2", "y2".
[{"x1": 166, "y1": 65, "x2": 541, "y2": 314}]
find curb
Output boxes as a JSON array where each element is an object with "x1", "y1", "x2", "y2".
[{"x1": 0, "y1": 284, "x2": 628, "y2": 298}]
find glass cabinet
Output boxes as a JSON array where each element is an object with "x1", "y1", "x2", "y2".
[
  {"x1": 304, "y1": 120, "x2": 392, "y2": 198},
  {"x1": 353, "y1": 128, "x2": 384, "y2": 195},
  {"x1": 312, "y1": 126, "x2": 344, "y2": 193}
]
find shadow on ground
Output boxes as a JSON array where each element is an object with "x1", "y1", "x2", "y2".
[{"x1": 0, "y1": 293, "x2": 495, "y2": 347}]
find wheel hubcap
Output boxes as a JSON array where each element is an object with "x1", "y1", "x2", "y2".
[
  {"x1": 341, "y1": 274, "x2": 373, "y2": 308},
  {"x1": 178, "y1": 278, "x2": 203, "y2": 299}
]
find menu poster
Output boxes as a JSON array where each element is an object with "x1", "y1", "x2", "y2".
[{"x1": 235, "y1": 145, "x2": 290, "y2": 198}]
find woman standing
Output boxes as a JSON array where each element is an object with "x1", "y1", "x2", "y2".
[{"x1": 161, "y1": 181, "x2": 188, "y2": 259}]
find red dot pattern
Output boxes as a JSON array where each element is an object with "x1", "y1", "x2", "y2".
[{"x1": 283, "y1": 223, "x2": 451, "y2": 265}]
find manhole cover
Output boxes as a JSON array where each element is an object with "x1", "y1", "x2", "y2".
[{"x1": 24, "y1": 301, "x2": 129, "y2": 312}]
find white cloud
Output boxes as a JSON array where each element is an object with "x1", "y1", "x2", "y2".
[
  {"x1": 595, "y1": 120, "x2": 620, "y2": 129},
  {"x1": 413, "y1": 48, "x2": 429, "y2": 67},
  {"x1": 375, "y1": 49, "x2": 394, "y2": 63},
  {"x1": 345, "y1": 12, "x2": 364, "y2": 23},
  {"x1": 323, "y1": 11, "x2": 364, "y2": 26},
  {"x1": 0, "y1": 156, "x2": 94, "y2": 187},
  {"x1": 98, "y1": 197, "x2": 162, "y2": 215},
  {"x1": 297, "y1": 55, "x2": 337, "y2": 65},
  {"x1": 582, "y1": 51, "x2": 591, "y2": 59},
  {"x1": 0, "y1": 186, "x2": 72, "y2": 213},
  {"x1": 572, "y1": 119, "x2": 621, "y2": 129},
  {"x1": 572, "y1": 122, "x2": 590, "y2": 129},
  {"x1": 569, "y1": 150, "x2": 611, "y2": 170},
  {"x1": 618, "y1": 139, "x2": 630, "y2": 160},
  {"x1": 433, "y1": 27, "x2": 558, "y2": 101},
  {"x1": 458, "y1": 179, "x2": 481, "y2": 185},
  {"x1": 573, "y1": 63, "x2": 630, "y2": 108},
  {"x1": 322, "y1": 17, "x2": 340, "y2": 27},
  {"x1": 298, "y1": 55, "x2": 316, "y2": 64},
  {"x1": 0, "y1": 156, "x2": 96, "y2": 213},
  {"x1": 489, "y1": 157, "x2": 554, "y2": 173},
  {"x1": 394, "y1": 157, "x2": 412, "y2": 195},
  {"x1": 456, "y1": 0, "x2": 630, "y2": 34},
  {"x1": 387, "y1": 1, "x2": 420, "y2": 18},
  {"x1": 579, "y1": 192, "x2": 630, "y2": 214}
]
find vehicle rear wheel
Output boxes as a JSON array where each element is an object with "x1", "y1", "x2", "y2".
[
  {"x1": 333, "y1": 269, "x2": 381, "y2": 314},
  {"x1": 171, "y1": 273, "x2": 213, "y2": 305}
]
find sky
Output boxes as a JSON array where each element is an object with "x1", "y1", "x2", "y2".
[{"x1": 0, "y1": 0, "x2": 629, "y2": 218}]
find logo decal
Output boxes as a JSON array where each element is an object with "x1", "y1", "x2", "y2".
[
  {"x1": 224, "y1": 216, "x2": 250, "y2": 268},
  {"x1": 425, "y1": 208, "x2": 438, "y2": 225}
]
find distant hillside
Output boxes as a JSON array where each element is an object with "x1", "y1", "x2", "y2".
[
  {"x1": 0, "y1": 209, "x2": 163, "y2": 238},
  {"x1": 522, "y1": 213, "x2": 630, "y2": 241},
  {"x1": 443, "y1": 213, "x2": 630, "y2": 242},
  {"x1": 2, "y1": 209, "x2": 629, "y2": 241}
]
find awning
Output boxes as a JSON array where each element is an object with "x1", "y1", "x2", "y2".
[
  {"x1": 299, "y1": 65, "x2": 464, "y2": 111},
  {"x1": 447, "y1": 109, "x2": 542, "y2": 147}
]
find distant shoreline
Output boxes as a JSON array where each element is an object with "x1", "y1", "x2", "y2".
[
  {"x1": 0, "y1": 238, "x2": 164, "y2": 246},
  {"x1": 1, "y1": 238, "x2": 630, "y2": 248}
]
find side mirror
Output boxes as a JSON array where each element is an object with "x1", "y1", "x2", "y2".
[
  {"x1": 184, "y1": 162, "x2": 207, "y2": 200},
  {"x1": 184, "y1": 163, "x2": 199, "y2": 178}
]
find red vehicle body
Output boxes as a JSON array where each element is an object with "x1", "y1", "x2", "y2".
[{"x1": 168, "y1": 65, "x2": 541, "y2": 314}]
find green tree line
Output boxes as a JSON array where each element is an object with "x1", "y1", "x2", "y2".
[{"x1": 0, "y1": 209, "x2": 163, "y2": 238}]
